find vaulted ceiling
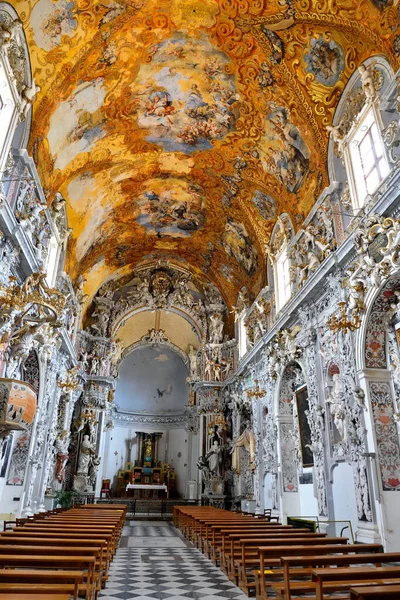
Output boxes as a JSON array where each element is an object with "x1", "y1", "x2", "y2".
[{"x1": 22, "y1": 0, "x2": 400, "y2": 306}]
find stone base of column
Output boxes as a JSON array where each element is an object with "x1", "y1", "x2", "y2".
[{"x1": 355, "y1": 521, "x2": 382, "y2": 544}]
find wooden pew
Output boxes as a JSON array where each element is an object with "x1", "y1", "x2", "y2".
[
  {"x1": 0, "y1": 584, "x2": 76, "y2": 597},
  {"x1": 0, "y1": 544, "x2": 104, "y2": 592},
  {"x1": 350, "y1": 584, "x2": 400, "y2": 599},
  {"x1": 228, "y1": 533, "x2": 348, "y2": 593},
  {"x1": 256, "y1": 543, "x2": 383, "y2": 600},
  {"x1": 207, "y1": 525, "x2": 296, "y2": 561},
  {"x1": 0, "y1": 570, "x2": 83, "y2": 600},
  {"x1": 222, "y1": 531, "x2": 325, "y2": 575},
  {"x1": 16, "y1": 525, "x2": 118, "y2": 556},
  {"x1": 0, "y1": 504, "x2": 124, "y2": 600},
  {"x1": 312, "y1": 566, "x2": 400, "y2": 600},
  {"x1": 0, "y1": 531, "x2": 114, "y2": 568},
  {"x1": 0, "y1": 595, "x2": 71, "y2": 600},
  {"x1": 0, "y1": 555, "x2": 97, "y2": 600},
  {"x1": 275, "y1": 550, "x2": 399, "y2": 600},
  {"x1": 196, "y1": 517, "x2": 270, "y2": 548}
]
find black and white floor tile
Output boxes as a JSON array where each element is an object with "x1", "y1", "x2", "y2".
[{"x1": 99, "y1": 521, "x2": 247, "y2": 600}]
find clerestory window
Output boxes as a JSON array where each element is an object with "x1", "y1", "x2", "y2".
[
  {"x1": 347, "y1": 108, "x2": 389, "y2": 210},
  {"x1": 274, "y1": 244, "x2": 291, "y2": 312}
]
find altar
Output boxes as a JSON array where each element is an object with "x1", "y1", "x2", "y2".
[
  {"x1": 126, "y1": 483, "x2": 167, "y2": 499},
  {"x1": 116, "y1": 431, "x2": 177, "y2": 497}
]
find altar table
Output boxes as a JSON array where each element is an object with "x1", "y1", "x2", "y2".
[{"x1": 126, "y1": 484, "x2": 167, "y2": 498}]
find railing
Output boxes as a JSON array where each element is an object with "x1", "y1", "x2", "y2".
[
  {"x1": 288, "y1": 515, "x2": 354, "y2": 543},
  {"x1": 94, "y1": 497, "x2": 201, "y2": 519}
]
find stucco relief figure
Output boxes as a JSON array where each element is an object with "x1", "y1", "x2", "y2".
[
  {"x1": 358, "y1": 64, "x2": 378, "y2": 100},
  {"x1": 0, "y1": 245, "x2": 20, "y2": 282},
  {"x1": 209, "y1": 312, "x2": 224, "y2": 344},
  {"x1": 326, "y1": 373, "x2": 346, "y2": 441},
  {"x1": 89, "y1": 355, "x2": 99, "y2": 375},
  {"x1": 188, "y1": 344, "x2": 198, "y2": 380},
  {"x1": 88, "y1": 455, "x2": 101, "y2": 488},
  {"x1": 0, "y1": 18, "x2": 22, "y2": 48},
  {"x1": 77, "y1": 435, "x2": 96, "y2": 475},
  {"x1": 91, "y1": 304, "x2": 109, "y2": 337},
  {"x1": 55, "y1": 449, "x2": 69, "y2": 483},
  {"x1": 20, "y1": 81, "x2": 41, "y2": 120}
]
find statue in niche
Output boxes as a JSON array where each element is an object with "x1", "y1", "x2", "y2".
[
  {"x1": 209, "y1": 312, "x2": 224, "y2": 344},
  {"x1": 77, "y1": 435, "x2": 96, "y2": 475},
  {"x1": 88, "y1": 455, "x2": 101, "y2": 488},
  {"x1": 326, "y1": 373, "x2": 346, "y2": 441},
  {"x1": 188, "y1": 345, "x2": 198, "y2": 380},
  {"x1": 207, "y1": 440, "x2": 222, "y2": 475}
]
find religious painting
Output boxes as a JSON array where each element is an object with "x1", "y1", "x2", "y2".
[
  {"x1": 48, "y1": 79, "x2": 106, "y2": 171},
  {"x1": 0, "y1": 433, "x2": 13, "y2": 479},
  {"x1": 259, "y1": 104, "x2": 310, "y2": 193},
  {"x1": 136, "y1": 33, "x2": 239, "y2": 153},
  {"x1": 136, "y1": 179, "x2": 206, "y2": 237},
  {"x1": 370, "y1": 0, "x2": 393, "y2": 8},
  {"x1": 220, "y1": 263, "x2": 234, "y2": 282},
  {"x1": 251, "y1": 190, "x2": 277, "y2": 220},
  {"x1": 6, "y1": 429, "x2": 32, "y2": 485},
  {"x1": 295, "y1": 387, "x2": 314, "y2": 468},
  {"x1": 30, "y1": 0, "x2": 77, "y2": 51},
  {"x1": 221, "y1": 218, "x2": 258, "y2": 275},
  {"x1": 258, "y1": 62, "x2": 275, "y2": 90},
  {"x1": 304, "y1": 36, "x2": 344, "y2": 86},
  {"x1": 394, "y1": 35, "x2": 400, "y2": 57}
]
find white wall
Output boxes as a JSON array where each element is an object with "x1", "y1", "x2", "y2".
[
  {"x1": 331, "y1": 462, "x2": 359, "y2": 538},
  {"x1": 299, "y1": 468, "x2": 318, "y2": 517}
]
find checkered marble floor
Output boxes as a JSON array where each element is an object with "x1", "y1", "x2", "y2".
[{"x1": 99, "y1": 521, "x2": 247, "y2": 600}]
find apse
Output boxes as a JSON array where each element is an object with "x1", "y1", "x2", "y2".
[{"x1": 114, "y1": 346, "x2": 189, "y2": 415}]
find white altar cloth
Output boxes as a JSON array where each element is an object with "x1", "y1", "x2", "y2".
[{"x1": 126, "y1": 484, "x2": 167, "y2": 491}]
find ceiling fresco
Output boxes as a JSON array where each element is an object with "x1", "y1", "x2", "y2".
[{"x1": 17, "y1": 0, "x2": 400, "y2": 306}]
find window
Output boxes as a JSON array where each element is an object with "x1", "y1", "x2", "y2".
[
  {"x1": 238, "y1": 313, "x2": 247, "y2": 359},
  {"x1": 45, "y1": 234, "x2": 59, "y2": 287},
  {"x1": 347, "y1": 108, "x2": 389, "y2": 209},
  {"x1": 275, "y1": 244, "x2": 291, "y2": 311},
  {"x1": 0, "y1": 59, "x2": 17, "y2": 175}
]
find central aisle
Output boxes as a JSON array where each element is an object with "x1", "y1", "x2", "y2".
[{"x1": 99, "y1": 520, "x2": 248, "y2": 600}]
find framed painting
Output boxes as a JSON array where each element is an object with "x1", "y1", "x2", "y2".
[{"x1": 295, "y1": 386, "x2": 314, "y2": 468}]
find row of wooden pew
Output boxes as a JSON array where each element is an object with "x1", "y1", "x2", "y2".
[
  {"x1": 174, "y1": 506, "x2": 400, "y2": 600},
  {"x1": 0, "y1": 503, "x2": 127, "y2": 600}
]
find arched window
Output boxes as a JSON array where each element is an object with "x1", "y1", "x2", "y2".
[
  {"x1": 269, "y1": 214, "x2": 293, "y2": 313},
  {"x1": 345, "y1": 103, "x2": 389, "y2": 210},
  {"x1": 274, "y1": 242, "x2": 291, "y2": 311},
  {"x1": 327, "y1": 58, "x2": 396, "y2": 218},
  {"x1": 236, "y1": 288, "x2": 249, "y2": 360}
]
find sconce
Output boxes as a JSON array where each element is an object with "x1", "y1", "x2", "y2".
[
  {"x1": 247, "y1": 379, "x2": 266, "y2": 400},
  {"x1": 327, "y1": 302, "x2": 362, "y2": 335}
]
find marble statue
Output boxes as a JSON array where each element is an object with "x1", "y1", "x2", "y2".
[
  {"x1": 188, "y1": 344, "x2": 198, "y2": 380},
  {"x1": 206, "y1": 440, "x2": 222, "y2": 475},
  {"x1": 77, "y1": 435, "x2": 96, "y2": 475},
  {"x1": 20, "y1": 81, "x2": 41, "y2": 120},
  {"x1": 209, "y1": 312, "x2": 224, "y2": 345},
  {"x1": 326, "y1": 373, "x2": 346, "y2": 440}
]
